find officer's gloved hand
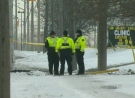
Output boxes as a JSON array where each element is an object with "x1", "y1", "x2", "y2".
[
  {"x1": 55, "y1": 51, "x2": 58, "y2": 54},
  {"x1": 55, "y1": 52, "x2": 59, "y2": 56},
  {"x1": 55, "y1": 50, "x2": 58, "y2": 54},
  {"x1": 80, "y1": 50, "x2": 84, "y2": 53},
  {"x1": 72, "y1": 53, "x2": 74, "y2": 55}
]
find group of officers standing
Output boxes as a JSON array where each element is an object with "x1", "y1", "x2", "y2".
[{"x1": 45, "y1": 30, "x2": 86, "y2": 75}]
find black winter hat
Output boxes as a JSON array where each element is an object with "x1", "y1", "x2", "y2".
[
  {"x1": 76, "y1": 30, "x2": 82, "y2": 35},
  {"x1": 50, "y1": 31, "x2": 56, "y2": 36},
  {"x1": 63, "y1": 30, "x2": 68, "y2": 36}
]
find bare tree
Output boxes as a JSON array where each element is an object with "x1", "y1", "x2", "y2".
[
  {"x1": 43, "y1": 0, "x2": 49, "y2": 53},
  {"x1": 37, "y1": 0, "x2": 41, "y2": 53},
  {"x1": 27, "y1": 0, "x2": 30, "y2": 50},
  {"x1": 97, "y1": 0, "x2": 109, "y2": 71},
  {"x1": 58, "y1": 0, "x2": 63, "y2": 37},
  {"x1": 0, "y1": 0, "x2": 10, "y2": 98},
  {"x1": 31, "y1": 1, "x2": 34, "y2": 51}
]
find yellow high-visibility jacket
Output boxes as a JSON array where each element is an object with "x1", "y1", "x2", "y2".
[
  {"x1": 45, "y1": 36, "x2": 59, "y2": 49},
  {"x1": 75, "y1": 36, "x2": 86, "y2": 52},
  {"x1": 56, "y1": 37, "x2": 75, "y2": 53}
]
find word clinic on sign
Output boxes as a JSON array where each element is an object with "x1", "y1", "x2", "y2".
[
  {"x1": 114, "y1": 30, "x2": 130, "y2": 36},
  {"x1": 108, "y1": 26, "x2": 135, "y2": 47}
]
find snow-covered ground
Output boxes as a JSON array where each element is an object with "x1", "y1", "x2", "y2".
[{"x1": 11, "y1": 48, "x2": 135, "y2": 98}]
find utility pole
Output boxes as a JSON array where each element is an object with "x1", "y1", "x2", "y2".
[
  {"x1": 37, "y1": 0, "x2": 41, "y2": 53},
  {"x1": 0, "y1": 0, "x2": 10, "y2": 98}
]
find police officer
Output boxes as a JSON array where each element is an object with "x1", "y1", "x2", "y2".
[
  {"x1": 45, "y1": 31, "x2": 59, "y2": 75},
  {"x1": 74, "y1": 30, "x2": 86, "y2": 75},
  {"x1": 56, "y1": 30, "x2": 75, "y2": 75}
]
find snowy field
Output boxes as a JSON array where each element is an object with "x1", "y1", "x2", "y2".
[{"x1": 11, "y1": 48, "x2": 135, "y2": 98}]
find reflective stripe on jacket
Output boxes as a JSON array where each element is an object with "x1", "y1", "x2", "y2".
[
  {"x1": 56, "y1": 37, "x2": 75, "y2": 53},
  {"x1": 46, "y1": 36, "x2": 59, "y2": 47}
]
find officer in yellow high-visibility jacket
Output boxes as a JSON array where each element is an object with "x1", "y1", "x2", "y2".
[
  {"x1": 56, "y1": 30, "x2": 75, "y2": 75},
  {"x1": 45, "y1": 31, "x2": 59, "y2": 75},
  {"x1": 74, "y1": 30, "x2": 86, "y2": 75}
]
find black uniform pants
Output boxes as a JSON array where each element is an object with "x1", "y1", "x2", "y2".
[
  {"x1": 48, "y1": 52, "x2": 59, "y2": 75},
  {"x1": 59, "y1": 49, "x2": 72, "y2": 75},
  {"x1": 75, "y1": 49, "x2": 85, "y2": 74}
]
